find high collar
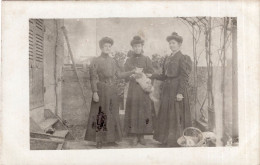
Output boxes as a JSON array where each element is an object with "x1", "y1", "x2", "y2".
[
  {"x1": 132, "y1": 52, "x2": 143, "y2": 58},
  {"x1": 170, "y1": 50, "x2": 181, "y2": 57},
  {"x1": 100, "y1": 52, "x2": 110, "y2": 58}
]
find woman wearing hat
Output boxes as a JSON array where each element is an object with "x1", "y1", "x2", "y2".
[
  {"x1": 84, "y1": 37, "x2": 136, "y2": 148},
  {"x1": 148, "y1": 32, "x2": 192, "y2": 147},
  {"x1": 124, "y1": 36, "x2": 155, "y2": 145}
]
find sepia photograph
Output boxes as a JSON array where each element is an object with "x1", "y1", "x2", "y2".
[
  {"x1": 2, "y1": 0, "x2": 260, "y2": 164},
  {"x1": 29, "y1": 17, "x2": 238, "y2": 150}
]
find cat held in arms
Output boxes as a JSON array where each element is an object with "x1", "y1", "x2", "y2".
[{"x1": 130, "y1": 67, "x2": 158, "y2": 103}]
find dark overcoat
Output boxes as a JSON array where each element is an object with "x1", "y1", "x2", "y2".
[
  {"x1": 152, "y1": 51, "x2": 192, "y2": 146},
  {"x1": 124, "y1": 53, "x2": 155, "y2": 135}
]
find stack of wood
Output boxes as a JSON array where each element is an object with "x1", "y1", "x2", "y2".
[{"x1": 30, "y1": 109, "x2": 75, "y2": 150}]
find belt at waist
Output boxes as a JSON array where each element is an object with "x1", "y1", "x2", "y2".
[
  {"x1": 164, "y1": 76, "x2": 179, "y2": 81},
  {"x1": 99, "y1": 78, "x2": 114, "y2": 84}
]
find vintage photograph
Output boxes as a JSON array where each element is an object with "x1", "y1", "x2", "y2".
[{"x1": 29, "y1": 17, "x2": 238, "y2": 150}]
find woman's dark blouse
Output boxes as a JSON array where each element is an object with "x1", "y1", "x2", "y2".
[{"x1": 151, "y1": 51, "x2": 192, "y2": 94}]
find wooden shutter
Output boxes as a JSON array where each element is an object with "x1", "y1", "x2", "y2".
[{"x1": 29, "y1": 19, "x2": 45, "y2": 110}]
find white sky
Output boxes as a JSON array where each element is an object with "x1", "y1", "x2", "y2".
[{"x1": 64, "y1": 18, "x2": 232, "y2": 66}]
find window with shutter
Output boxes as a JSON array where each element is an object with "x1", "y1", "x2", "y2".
[{"x1": 29, "y1": 19, "x2": 45, "y2": 110}]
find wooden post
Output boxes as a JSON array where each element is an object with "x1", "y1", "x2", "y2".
[
  {"x1": 55, "y1": 20, "x2": 65, "y2": 119},
  {"x1": 208, "y1": 17, "x2": 215, "y2": 132},
  {"x1": 222, "y1": 17, "x2": 227, "y2": 143},
  {"x1": 54, "y1": 20, "x2": 58, "y2": 116},
  {"x1": 231, "y1": 17, "x2": 238, "y2": 143},
  {"x1": 222, "y1": 17, "x2": 230, "y2": 145},
  {"x1": 61, "y1": 26, "x2": 89, "y2": 107},
  {"x1": 192, "y1": 24, "x2": 198, "y2": 121}
]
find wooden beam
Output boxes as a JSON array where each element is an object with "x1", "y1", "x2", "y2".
[
  {"x1": 61, "y1": 26, "x2": 89, "y2": 108},
  {"x1": 231, "y1": 17, "x2": 238, "y2": 142}
]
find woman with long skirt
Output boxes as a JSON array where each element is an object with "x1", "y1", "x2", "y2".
[
  {"x1": 84, "y1": 37, "x2": 136, "y2": 148},
  {"x1": 124, "y1": 36, "x2": 155, "y2": 145},
  {"x1": 148, "y1": 32, "x2": 192, "y2": 147}
]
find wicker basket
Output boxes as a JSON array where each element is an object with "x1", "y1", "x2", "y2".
[{"x1": 177, "y1": 127, "x2": 205, "y2": 147}]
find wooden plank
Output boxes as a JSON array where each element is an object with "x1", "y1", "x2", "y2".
[
  {"x1": 231, "y1": 18, "x2": 238, "y2": 139},
  {"x1": 29, "y1": 66, "x2": 34, "y2": 109},
  {"x1": 30, "y1": 118, "x2": 44, "y2": 133},
  {"x1": 30, "y1": 106, "x2": 45, "y2": 123},
  {"x1": 28, "y1": 19, "x2": 45, "y2": 111},
  {"x1": 39, "y1": 118, "x2": 58, "y2": 130},
  {"x1": 31, "y1": 67, "x2": 44, "y2": 108},
  {"x1": 35, "y1": 20, "x2": 43, "y2": 27},
  {"x1": 30, "y1": 132, "x2": 66, "y2": 140},
  {"x1": 30, "y1": 138, "x2": 60, "y2": 150},
  {"x1": 36, "y1": 34, "x2": 43, "y2": 39},
  {"x1": 36, "y1": 49, "x2": 43, "y2": 54},
  {"x1": 53, "y1": 130, "x2": 69, "y2": 138},
  {"x1": 49, "y1": 138, "x2": 64, "y2": 143},
  {"x1": 31, "y1": 137, "x2": 62, "y2": 143}
]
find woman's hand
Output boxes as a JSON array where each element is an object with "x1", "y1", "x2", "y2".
[
  {"x1": 130, "y1": 73, "x2": 143, "y2": 79},
  {"x1": 176, "y1": 93, "x2": 184, "y2": 101},
  {"x1": 135, "y1": 67, "x2": 143, "y2": 73},
  {"x1": 131, "y1": 68, "x2": 137, "y2": 74},
  {"x1": 93, "y1": 92, "x2": 99, "y2": 102},
  {"x1": 130, "y1": 68, "x2": 140, "y2": 75}
]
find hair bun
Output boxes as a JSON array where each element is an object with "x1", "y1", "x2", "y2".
[
  {"x1": 131, "y1": 35, "x2": 144, "y2": 46},
  {"x1": 133, "y1": 36, "x2": 141, "y2": 40},
  {"x1": 172, "y1": 32, "x2": 178, "y2": 36},
  {"x1": 166, "y1": 32, "x2": 183, "y2": 43}
]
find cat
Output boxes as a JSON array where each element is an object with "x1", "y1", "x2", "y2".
[{"x1": 130, "y1": 67, "x2": 158, "y2": 103}]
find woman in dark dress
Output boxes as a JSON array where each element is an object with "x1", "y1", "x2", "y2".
[
  {"x1": 124, "y1": 36, "x2": 154, "y2": 145},
  {"x1": 84, "y1": 37, "x2": 135, "y2": 148},
  {"x1": 148, "y1": 32, "x2": 192, "y2": 147}
]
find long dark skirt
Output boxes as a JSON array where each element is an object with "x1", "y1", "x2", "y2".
[
  {"x1": 153, "y1": 79, "x2": 192, "y2": 146},
  {"x1": 84, "y1": 82, "x2": 122, "y2": 143},
  {"x1": 124, "y1": 80, "x2": 154, "y2": 135}
]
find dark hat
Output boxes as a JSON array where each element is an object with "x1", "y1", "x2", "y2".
[
  {"x1": 130, "y1": 36, "x2": 144, "y2": 46},
  {"x1": 99, "y1": 37, "x2": 114, "y2": 48},
  {"x1": 166, "y1": 32, "x2": 183, "y2": 43}
]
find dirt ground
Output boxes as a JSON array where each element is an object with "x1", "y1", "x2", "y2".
[{"x1": 64, "y1": 125, "x2": 163, "y2": 149}]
